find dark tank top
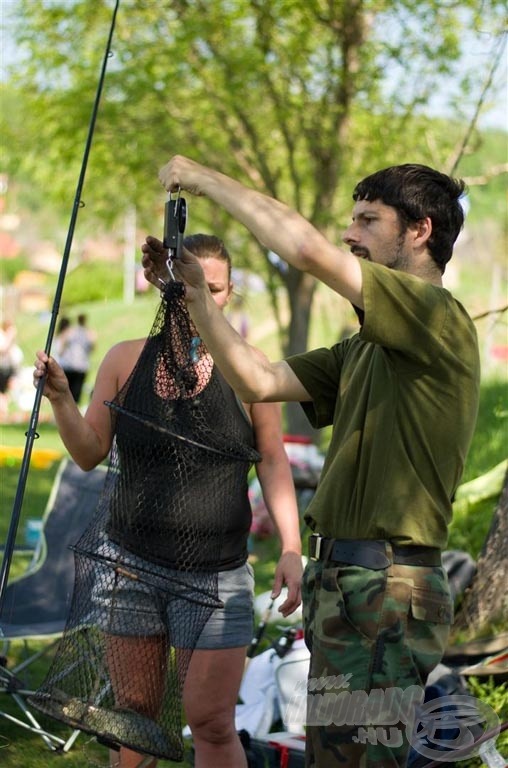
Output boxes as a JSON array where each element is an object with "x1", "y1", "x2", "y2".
[{"x1": 106, "y1": 356, "x2": 257, "y2": 572}]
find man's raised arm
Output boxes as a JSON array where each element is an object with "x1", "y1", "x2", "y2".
[{"x1": 157, "y1": 155, "x2": 363, "y2": 308}]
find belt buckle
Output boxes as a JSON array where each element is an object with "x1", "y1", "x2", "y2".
[{"x1": 309, "y1": 533, "x2": 322, "y2": 561}]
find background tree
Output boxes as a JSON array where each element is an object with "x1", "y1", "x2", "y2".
[{"x1": 2, "y1": 0, "x2": 506, "y2": 432}]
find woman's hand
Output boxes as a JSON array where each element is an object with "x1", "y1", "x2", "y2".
[
  {"x1": 141, "y1": 236, "x2": 170, "y2": 289},
  {"x1": 141, "y1": 236, "x2": 208, "y2": 303},
  {"x1": 33, "y1": 350, "x2": 70, "y2": 401},
  {"x1": 271, "y1": 551, "x2": 303, "y2": 617}
]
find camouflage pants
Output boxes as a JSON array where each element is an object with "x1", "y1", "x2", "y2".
[{"x1": 301, "y1": 558, "x2": 453, "y2": 768}]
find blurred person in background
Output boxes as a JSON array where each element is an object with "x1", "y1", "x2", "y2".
[
  {"x1": 0, "y1": 320, "x2": 22, "y2": 421},
  {"x1": 56, "y1": 313, "x2": 97, "y2": 405}
]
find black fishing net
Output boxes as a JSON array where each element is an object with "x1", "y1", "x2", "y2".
[{"x1": 29, "y1": 281, "x2": 260, "y2": 761}]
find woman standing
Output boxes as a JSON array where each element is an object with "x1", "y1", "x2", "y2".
[{"x1": 34, "y1": 234, "x2": 302, "y2": 768}]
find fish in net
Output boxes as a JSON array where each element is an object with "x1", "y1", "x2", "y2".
[{"x1": 29, "y1": 281, "x2": 260, "y2": 761}]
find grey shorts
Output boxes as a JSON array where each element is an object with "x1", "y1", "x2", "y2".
[{"x1": 89, "y1": 541, "x2": 255, "y2": 650}]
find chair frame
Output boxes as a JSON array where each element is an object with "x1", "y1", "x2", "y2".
[{"x1": 0, "y1": 457, "x2": 107, "y2": 753}]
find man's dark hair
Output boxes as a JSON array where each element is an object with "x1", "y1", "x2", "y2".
[{"x1": 353, "y1": 164, "x2": 467, "y2": 273}]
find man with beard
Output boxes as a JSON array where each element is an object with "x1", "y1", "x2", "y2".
[{"x1": 142, "y1": 159, "x2": 480, "y2": 767}]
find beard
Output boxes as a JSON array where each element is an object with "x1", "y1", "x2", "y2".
[
  {"x1": 374, "y1": 229, "x2": 411, "y2": 271},
  {"x1": 387, "y1": 237, "x2": 411, "y2": 271}
]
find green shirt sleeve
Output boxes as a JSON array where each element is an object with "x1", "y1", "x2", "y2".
[{"x1": 360, "y1": 260, "x2": 449, "y2": 367}]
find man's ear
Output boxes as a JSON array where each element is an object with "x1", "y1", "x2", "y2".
[{"x1": 412, "y1": 216, "x2": 432, "y2": 248}]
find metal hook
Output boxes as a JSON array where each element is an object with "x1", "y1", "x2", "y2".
[{"x1": 165, "y1": 254, "x2": 176, "y2": 282}]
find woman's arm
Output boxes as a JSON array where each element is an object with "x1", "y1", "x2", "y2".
[
  {"x1": 33, "y1": 343, "x2": 135, "y2": 470},
  {"x1": 250, "y1": 400, "x2": 302, "y2": 617}
]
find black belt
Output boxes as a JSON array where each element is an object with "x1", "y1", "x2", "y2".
[{"x1": 308, "y1": 535, "x2": 441, "y2": 570}]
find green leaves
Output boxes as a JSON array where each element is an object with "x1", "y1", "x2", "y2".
[
  {"x1": 5, "y1": 0, "x2": 503, "y2": 227},
  {"x1": 2, "y1": 0, "x2": 506, "y2": 419}
]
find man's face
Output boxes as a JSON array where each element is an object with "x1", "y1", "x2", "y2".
[{"x1": 342, "y1": 199, "x2": 412, "y2": 271}]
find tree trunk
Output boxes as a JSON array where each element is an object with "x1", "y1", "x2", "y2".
[
  {"x1": 454, "y1": 469, "x2": 508, "y2": 634},
  {"x1": 282, "y1": 268, "x2": 320, "y2": 437}
]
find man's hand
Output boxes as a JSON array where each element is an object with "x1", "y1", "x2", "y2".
[
  {"x1": 270, "y1": 551, "x2": 303, "y2": 618},
  {"x1": 158, "y1": 155, "x2": 209, "y2": 197}
]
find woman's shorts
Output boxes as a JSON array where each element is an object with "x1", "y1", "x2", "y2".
[{"x1": 89, "y1": 541, "x2": 255, "y2": 650}]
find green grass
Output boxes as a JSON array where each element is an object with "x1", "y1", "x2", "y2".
[
  {"x1": 447, "y1": 379, "x2": 508, "y2": 558},
  {"x1": 459, "y1": 379, "x2": 508, "y2": 484}
]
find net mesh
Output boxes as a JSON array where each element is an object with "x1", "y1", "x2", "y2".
[{"x1": 29, "y1": 282, "x2": 260, "y2": 761}]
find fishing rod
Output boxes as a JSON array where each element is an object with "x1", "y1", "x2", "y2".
[{"x1": 0, "y1": 0, "x2": 121, "y2": 615}]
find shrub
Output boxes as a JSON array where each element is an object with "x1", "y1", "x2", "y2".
[{"x1": 58, "y1": 261, "x2": 124, "y2": 305}]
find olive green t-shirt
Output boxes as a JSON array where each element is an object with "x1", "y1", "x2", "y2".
[{"x1": 286, "y1": 260, "x2": 480, "y2": 549}]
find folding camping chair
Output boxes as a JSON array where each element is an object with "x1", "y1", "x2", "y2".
[{"x1": 0, "y1": 457, "x2": 107, "y2": 752}]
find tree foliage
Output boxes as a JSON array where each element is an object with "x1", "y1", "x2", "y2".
[{"x1": 2, "y1": 0, "x2": 506, "y2": 432}]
